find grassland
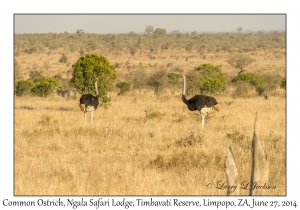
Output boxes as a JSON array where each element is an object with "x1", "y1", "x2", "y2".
[
  {"x1": 14, "y1": 31, "x2": 286, "y2": 195},
  {"x1": 14, "y1": 91, "x2": 286, "y2": 195}
]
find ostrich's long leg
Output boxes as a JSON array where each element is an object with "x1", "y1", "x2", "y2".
[
  {"x1": 91, "y1": 110, "x2": 94, "y2": 124},
  {"x1": 84, "y1": 110, "x2": 87, "y2": 123},
  {"x1": 201, "y1": 114, "x2": 205, "y2": 129}
]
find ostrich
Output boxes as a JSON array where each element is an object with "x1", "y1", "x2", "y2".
[
  {"x1": 53, "y1": 87, "x2": 71, "y2": 100},
  {"x1": 181, "y1": 74, "x2": 220, "y2": 129},
  {"x1": 79, "y1": 78, "x2": 100, "y2": 124}
]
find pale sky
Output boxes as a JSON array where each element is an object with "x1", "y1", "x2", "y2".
[{"x1": 14, "y1": 14, "x2": 286, "y2": 34}]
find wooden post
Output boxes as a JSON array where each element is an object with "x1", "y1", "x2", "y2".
[
  {"x1": 249, "y1": 114, "x2": 269, "y2": 195},
  {"x1": 224, "y1": 113, "x2": 269, "y2": 196},
  {"x1": 224, "y1": 147, "x2": 240, "y2": 195}
]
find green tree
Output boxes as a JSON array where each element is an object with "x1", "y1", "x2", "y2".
[
  {"x1": 15, "y1": 80, "x2": 35, "y2": 96},
  {"x1": 194, "y1": 64, "x2": 227, "y2": 93},
  {"x1": 116, "y1": 82, "x2": 131, "y2": 95},
  {"x1": 69, "y1": 54, "x2": 118, "y2": 104},
  {"x1": 200, "y1": 74, "x2": 227, "y2": 93}
]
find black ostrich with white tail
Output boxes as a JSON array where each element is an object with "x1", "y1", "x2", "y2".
[
  {"x1": 79, "y1": 78, "x2": 100, "y2": 124},
  {"x1": 182, "y1": 74, "x2": 220, "y2": 129}
]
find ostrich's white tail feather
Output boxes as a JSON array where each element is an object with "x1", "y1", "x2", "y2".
[
  {"x1": 214, "y1": 104, "x2": 220, "y2": 111},
  {"x1": 80, "y1": 104, "x2": 85, "y2": 111}
]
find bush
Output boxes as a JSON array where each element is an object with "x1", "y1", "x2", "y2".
[
  {"x1": 15, "y1": 80, "x2": 35, "y2": 96},
  {"x1": 146, "y1": 70, "x2": 168, "y2": 96},
  {"x1": 255, "y1": 86, "x2": 265, "y2": 96},
  {"x1": 261, "y1": 74, "x2": 284, "y2": 91},
  {"x1": 31, "y1": 77, "x2": 60, "y2": 97},
  {"x1": 231, "y1": 81, "x2": 253, "y2": 98},
  {"x1": 116, "y1": 82, "x2": 131, "y2": 95},
  {"x1": 280, "y1": 78, "x2": 286, "y2": 89},
  {"x1": 167, "y1": 73, "x2": 181, "y2": 94},
  {"x1": 232, "y1": 72, "x2": 263, "y2": 87},
  {"x1": 59, "y1": 54, "x2": 68, "y2": 63}
]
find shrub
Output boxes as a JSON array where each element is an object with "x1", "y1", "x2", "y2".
[
  {"x1": 31, "y1": 77, "x2": 60, "y2": 97},
  {"x1": 255, "y1": 86, "x2": 265, "y2": 96},
  {"x1": 231, "y1": 81, "x2": 253, "y2": 98},
  {"x1": 116, "y1": 82, "x2": 131, "y2": 95},
  {"x1": 232, "y1": 72, "x2": 263, "y2": 87},
  {"x1": 59, "y1": 54, "x2": 68, "y2": 63},
  {"x1": 261, "y1": 74, "x2": 284, "y2": 91},
  {"x1": 146, "y1": 70, "x2": 168, "y2": 96},
  {"x1": 15, "y1": 80, "x2": 35, "y2": 96},
  {"x1": 280, "y1": 78, "x2": 286, "y2": 89},
  {"x1": 167, "y1": 73, "x2": 181, "y2": 94}
]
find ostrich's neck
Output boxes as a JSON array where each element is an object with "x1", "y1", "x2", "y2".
[
  {"x1": 95, "y1": 80, "x2": 99, "y2": 98},
  {"x1": 182, "y1": 75, "x2": 186, "y2": 95},
  {"x1": 182, "y1": 75, "x2": 189, "y2": 104}
]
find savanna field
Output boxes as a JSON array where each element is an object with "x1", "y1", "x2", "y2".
[
  {"x1": 14, "y1": 91, "x2": 286, "y2": 195},
  {"x1": 14, "y1": 31, "x2": 286, "y2": 195}
]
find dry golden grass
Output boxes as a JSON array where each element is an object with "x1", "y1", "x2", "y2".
[{"x1": 14, "y1": 91, "x2": 286, "y2": 196}]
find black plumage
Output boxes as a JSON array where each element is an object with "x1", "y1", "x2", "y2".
[
  {"x1": 181, "y1": 74, "x2": 219, "y2": 129},
  {"x1": 79, "y1": 78, "x2": 100, "y2": 123},
  {"x1": 80, "y1": 94, "x2": 99, "y2": 110},
  {"x1": 182, "y1": 94, "x2": 218, "y2": 112}
]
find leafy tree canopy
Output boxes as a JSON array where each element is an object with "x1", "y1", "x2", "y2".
[
  {"x1": 194, "y1": 64, "x2": 221, "y2": 74},
  {"x1": 192, "y1": 64, "x2": 226, "y2": 93},
  {"x1": 69, "y1": 54, "x2": 118, "y2": 103}
]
